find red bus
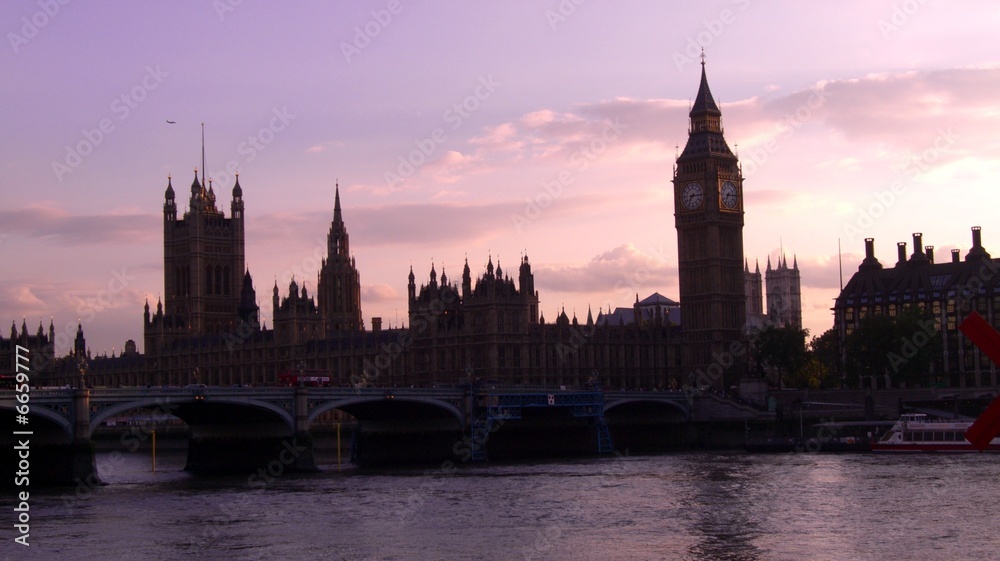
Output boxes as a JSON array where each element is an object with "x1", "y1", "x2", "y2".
[{"x1": 276, "y1": 370, "x2": 331, "y2": 387}]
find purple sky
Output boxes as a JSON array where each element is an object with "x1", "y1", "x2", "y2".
[{"x1": 3, "y1": 1, "x2": 1000, "y2": 355}]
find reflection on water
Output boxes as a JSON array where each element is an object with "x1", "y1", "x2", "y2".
[
  {"x1": 11, "y1": 450, "x2": 1000, "y2": 561},
  {"x1": 687, "y1": 456, "x2": 764, "y2": 561}
]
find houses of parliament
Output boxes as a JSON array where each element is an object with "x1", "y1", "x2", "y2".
[{"x1": 26, "y1": 64, "x2": 1000, "y2": 391}]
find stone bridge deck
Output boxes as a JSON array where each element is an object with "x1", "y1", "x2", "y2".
[{"x1": 2, "y1": 385, "x2": 771, "y2": 484}]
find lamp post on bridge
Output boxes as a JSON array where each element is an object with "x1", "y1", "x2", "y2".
[{"x1": 77, "y1": 356, "x2": 88, "y2": 389}]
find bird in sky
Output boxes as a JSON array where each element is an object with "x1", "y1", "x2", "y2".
[{"x1": 166, "y1": 120, "x2": 176, "y2": 124}]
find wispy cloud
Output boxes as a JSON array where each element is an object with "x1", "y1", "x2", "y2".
[{"x1": 0, "y1": 206, "x2": 159, "y2": 246}]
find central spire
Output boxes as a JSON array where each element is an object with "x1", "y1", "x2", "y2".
[
  {"x1": 333, "y1": 181, "x2": 343, "y2": 225},
  {"x1": 691, "y1": 53, "x2": 721, "y2": 119}
]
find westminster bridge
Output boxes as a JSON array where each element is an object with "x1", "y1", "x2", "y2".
[{"x1": 1, "y1": 385, "x2": 769, "y2": 485}]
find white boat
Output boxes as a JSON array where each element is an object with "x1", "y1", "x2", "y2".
[{"x1": 872, "y1": 413, "x2": 1000, "y2": 452}]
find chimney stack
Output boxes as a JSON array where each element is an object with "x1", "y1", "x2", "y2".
[
  {"x1": 966, "y1": 226, "x2": 990, "y2": 261},
  {"x1": 897, "y1": 242, "x2": 907, "y2": 266},
  {"x1": 912, "y1": 233, "x2": 924, "y2": 258},
  {"x1": 860, "y1": 237, "x2": 882, "y2": 270},
  {"x1": 925, "y1": 246, "x2": 934, "y2": 264},
  {"x1": 952, "y1": 249, "x2": 961, "y2": 263}
]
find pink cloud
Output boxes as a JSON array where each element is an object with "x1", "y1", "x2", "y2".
[
  {"x1": 362, "y1": 284, "x2": 397, "y2": 303},
  {"x1": 535, "y1": 243, "x2": 676, "y2": 294}
]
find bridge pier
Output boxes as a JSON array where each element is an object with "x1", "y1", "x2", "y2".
[
  {"x1": 185, "y1": 386, "x2": 317, "y2": 474},
  {"x1": 26, "y1": 389, "x2": 101, "y2": 486},
  {"x1": 66, "y1": 388, "x2": 102, "y2": 486}
]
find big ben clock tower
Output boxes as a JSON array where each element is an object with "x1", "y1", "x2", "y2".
[{"x1": 673, "y1": 58, "x2": 747, "y2": 389}]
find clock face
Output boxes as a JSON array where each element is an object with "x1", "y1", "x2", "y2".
[
  {"x1": 682, "y1": 182, "x2": 704, "y2": 210},
  {"x1": 721, "y1": 180, "x2": 739, "y2": 210}
]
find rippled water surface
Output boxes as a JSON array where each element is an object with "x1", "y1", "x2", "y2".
[{"x1": 9, "y1": 450, "x2": 1000, "y2": 560}]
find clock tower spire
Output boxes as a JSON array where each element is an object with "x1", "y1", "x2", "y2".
[{"x1": 673, "y1": 59, "x2": 748, "y2": 390}]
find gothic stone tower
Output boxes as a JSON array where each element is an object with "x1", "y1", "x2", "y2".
[
  {"x1": 673, "y1": 61, "x2": 748, "y2": 389},
  {"x1": 159, "y1": 171, "x2": 247, "y2": 337},
  {"x1": 317, "y1": 185, "x2": 363, "y2": 332},
  {"x1": 765, "y1": 255, "x2": 802, "y2": 329}
]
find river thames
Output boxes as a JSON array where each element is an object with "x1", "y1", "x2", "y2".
[{"x1": 8, "y1": 449, "x2": 1000, "y2": 560}]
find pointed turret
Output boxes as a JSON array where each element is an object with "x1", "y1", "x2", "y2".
[
  {"x1": 231, "y1": 173, "x2": 244, "y2": 220},
  {"x1": 518, "y1": 254, "x2": 535, "y2": 296},
  {"x1": 164, "y1": 176, "x2": 178, "y2": 222},
  {"x1": 238, "y1": 268, "x2": 259, "y2": 326},
  {"x1": 408, "y1": 265, "x2": 417, "y2": 301},
  {"x1": 272, "y1": 280, "x2": 280, "y2": 314},
  {"x1": 462, "y1": 257, "x2": 472, "y2": 299},
  {"x1": 691, "y1": 57, "x2": 722, "y2": 120},
  {"x1": 333, "y1": 182, "x2": 343, "y2": 226},
  {"x1": 74, "y1": 322, "x2": 86, "y2": 358}
]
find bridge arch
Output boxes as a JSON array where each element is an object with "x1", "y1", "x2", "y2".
[
  {"x1": 90, "y1": 396, "x2": 295, "y2": 436},
  {"x1": 0, "y1": 402, "x2": 73, "y2": 439},
  {"x1": 308, "y1": 396, "x2": 464, "y2": 426},
  {"x1": 604, "y1": 398, "x2": 690, "y2": 421}
]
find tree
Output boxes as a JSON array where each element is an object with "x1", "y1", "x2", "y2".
[
  {"x1": 809, "y1": 328, "x2": 842, "y2": 388},
  {"x1": 886, "y1": 306, "x2": 940, "y2": 388},
  {"x1": 843, "y1": 313, "x2": 896, "y2": 388},
  {"x1": 842, "y1": 306, "x2": 940, "y2": 389},
  {"x1": 751, "y1": 325, "x2": 809, "y2": 388}
]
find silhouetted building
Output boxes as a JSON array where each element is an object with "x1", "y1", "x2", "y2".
[
  {"x1": 144, "y1": 171, "x2": 259, "y2": 354},
  {"x1": 834, "y1": 228, "x2": 1000, "y2": 387},
  {"x1": 745, "y1": 256, "x2": 803, "y2": 330},
  {"x1": 273, "y1": 277, "x2": 323, "y2": 346},
  {"x1": 318, "y1": 185, "x2": 364, "y2": 332},
  {"x1": 1, "y1": 319, "x2": 56, "y2": 377},
  {"x1": 405, "y1": 257, "x2": 681, "y2": 389},
  {"x1": 673, "y1": 59, "x2": 748, "y2": 389}
]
